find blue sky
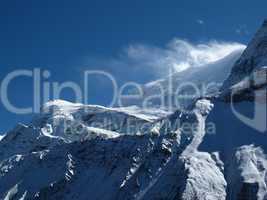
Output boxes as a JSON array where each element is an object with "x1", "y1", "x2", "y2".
[{"x1": 0, "y1": 0, "x2": 267, "y2": 133}]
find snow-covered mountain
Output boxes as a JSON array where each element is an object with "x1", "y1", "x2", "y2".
[
  {"x1": 1, "y1": 98, "x2": 222, "y2": 200},
  {"x1": 222, "y1": 20, "x2": 267, "y2": 90},
  {"x1": 0, "y1": 20, "x2": 267, "y2": 200},
  {"x1": 121, "y1": 44, "x2": 245, "y2": 110}
]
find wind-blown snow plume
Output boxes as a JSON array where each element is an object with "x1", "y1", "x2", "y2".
[
  {"x1": 0, "y1": 135, "x2": 5, "y2": 141},
  {"x1": 125, "y1": 39, "x2": 245, "y2": 73}
]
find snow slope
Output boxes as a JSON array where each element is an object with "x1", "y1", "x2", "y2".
[
  {"x1": 121, "y1": 47, "x2": 245, "y2": 110},
  {"x1": 31, "y1": 100, "x2": 171, "y2": 142}
]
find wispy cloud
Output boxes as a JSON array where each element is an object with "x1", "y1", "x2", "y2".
[
  {"x1": 121, "y1": 39, "x2": 245, "y2": 74},
  {"x1": 84, "y1": 39, "x2": 246, "y2": 79}
]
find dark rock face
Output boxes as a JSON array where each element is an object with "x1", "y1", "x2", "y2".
[
  {"x1": 222, "y1": 20, "x2": 267, "y2": 90},
  {"x1": 220, "y1": 67, "x2": 267, "y2": 102},
  {"x1": 237, "y1": 182, "x2": 259, "y2": 200}
]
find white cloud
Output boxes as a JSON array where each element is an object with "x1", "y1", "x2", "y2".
[{"x1": 123, "y1": 39, "x2": 246, "y2": 74}]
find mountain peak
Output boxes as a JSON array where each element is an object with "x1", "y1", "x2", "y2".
[{"x1": 222, "y1": 20, "x2": 267, "y2": 90}]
